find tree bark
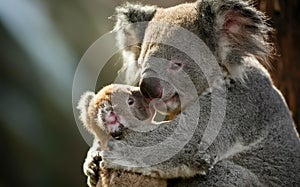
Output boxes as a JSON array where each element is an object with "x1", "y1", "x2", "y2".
[{"x1": 256, "y1": 0, "x2": 300, "y2": 132}]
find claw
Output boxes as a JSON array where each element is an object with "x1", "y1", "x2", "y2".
[{"x1": 84, "y1": 151, "x2": 102, "y2": 187}]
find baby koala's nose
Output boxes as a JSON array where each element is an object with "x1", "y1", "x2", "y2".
[{"x1": 140, "y1": 77, "x2": 162, "y2": 100}]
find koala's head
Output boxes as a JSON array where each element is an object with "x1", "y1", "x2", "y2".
[
  {"x1": 77, "y1": 84, "x2": 154, "y2": 139},
  {"x1": 114, "y1": 0, "x2": 272, "y2": 114}
]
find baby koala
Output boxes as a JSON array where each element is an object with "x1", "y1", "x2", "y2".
[{"x1": 77, "y1": 84, "x2": 167, "y2": 187}]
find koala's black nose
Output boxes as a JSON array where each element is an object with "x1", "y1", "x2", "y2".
[{"x1": 140, "y1": 77, "x2": 162, "y2": 100}]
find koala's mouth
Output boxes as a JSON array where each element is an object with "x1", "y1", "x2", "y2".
[
  {"x1": 106, "y1": 112, "x2": 119, "y2": 124},
  {"x1": 152, "y1": 93, "x2": 181, "y2": 114},
  {"x1": 164, "y1": 92, "x2": 180, "y2": 105},
  {"x1": 105, "y1": 112, "x2": 124, "y2": 139}
]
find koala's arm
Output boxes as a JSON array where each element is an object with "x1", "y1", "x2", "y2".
[
  {"x1": 168, "y1": 160, "x2": 263, "y2": 187},
  {"x1": 83, "y1": 139, "x2": 102, "y2": 187},
  {"x1": 100, "y1": 101, "x2": 213, "y2": 179}
]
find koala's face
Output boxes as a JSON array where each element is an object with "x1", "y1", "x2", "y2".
[
  {"x1": 138, "y1": 4, "x2": 209, "y2": 114},
  {"x1": 93, "y1": 84, "x2": 154, "y2": 138},
  {"x1": 78, "y1": 84, "x2": 154, "y2": 139},
  {"x1": 115, "y1": 1, "x2": 271, "y2": 115},
  {"x1": 108, "y1": 85, "x2": 153, "y2": 123}
]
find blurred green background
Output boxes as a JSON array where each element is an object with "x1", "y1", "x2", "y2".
[
  {"x1": 0, "y1": 0, "x2": 299, "y2": 187},
  {"x1": 0, "y1": 0, "x2": 194, "y2": 186}
]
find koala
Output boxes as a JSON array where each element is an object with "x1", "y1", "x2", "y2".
[
  {"x1": 77, "y1": 84, "x2": 167, "y2": 187},
  {"x1": 85, "y1": 0, "x2": 300, "y2": 186}
]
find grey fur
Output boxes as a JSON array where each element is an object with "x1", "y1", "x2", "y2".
[
  {"x1": 85, "y1": 0, "x2": 300, "y2": 186},
  {"x1": 103, "y1": 67, "x2": 300, "y2": 186},
  {"x1": 114, "y1": 3, "x2": 157, "y2": 85},
  {"x1": 78, "y1": 84, "x2": 167, "y2": 187}
]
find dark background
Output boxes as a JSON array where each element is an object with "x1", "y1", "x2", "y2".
[{"x1": 0, "y1": 0, "x2": 299, "y2": 186}]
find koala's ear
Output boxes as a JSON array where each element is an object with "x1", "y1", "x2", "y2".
[
  {"x1": 113, "y1": 3, "x2": 157, "y2": 85},
  {"x1": 77, "y1": 91, "x2": 95, "y2": 131},
  {"x1": 114, "y1": 3, "x2": 157, "y2": 49},
  {"x1": 198, "y1": 0, "x2": 273, "y2": 79}
]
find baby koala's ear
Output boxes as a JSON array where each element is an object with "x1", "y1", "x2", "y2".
[{"x1": 77, "y1": 91, "x2": 95, "y2": 130}]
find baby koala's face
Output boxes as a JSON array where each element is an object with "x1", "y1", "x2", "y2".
[{"x1": 94, "y1": 84, "x2": 154, "y2": 139}]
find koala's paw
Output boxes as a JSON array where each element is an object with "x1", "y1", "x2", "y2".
[
  {"x1": 83, "y1": 151, "x2": 102, "y2": 187},
  {"x1": 100, "y1": 105, "x2": 126, "y2": 140},
  {"x1": 192, "y1": 151, "x2": 214, "y2": 173}
]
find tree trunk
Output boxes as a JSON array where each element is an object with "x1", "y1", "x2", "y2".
[{"x1": 256, "y1": 0, "x2": 300, "y2": 132}]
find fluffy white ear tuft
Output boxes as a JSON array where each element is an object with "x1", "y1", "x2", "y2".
[
  {"x1": 113, "y1": 3, "x2": 157, "y2": 85},
  {"x1": 77, "y1": 91, "x2": 95, "y2": 130},
  {"x1": 214, "y1": 1, "x2": 273, "y2": 80}
]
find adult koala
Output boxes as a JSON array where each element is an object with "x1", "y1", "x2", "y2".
[{"x1": 85, "y1": 0, "x2": 300, "y2": 186}]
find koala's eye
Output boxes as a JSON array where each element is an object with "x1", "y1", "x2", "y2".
[
  {"x1": 128, "y1": 97, "x2": 134, "y2": 105},
  {"x1": 169, "y1": 61, "x2": 183, "y2": 71}
]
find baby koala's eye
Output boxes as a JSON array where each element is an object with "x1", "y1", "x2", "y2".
[{"x1": 128, "y1": 97, "x2": 135, "y2": 105}]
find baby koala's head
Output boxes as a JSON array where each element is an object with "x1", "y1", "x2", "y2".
[{"x1": 77, "y1": 84, "x2": 154, "y2": 142}]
